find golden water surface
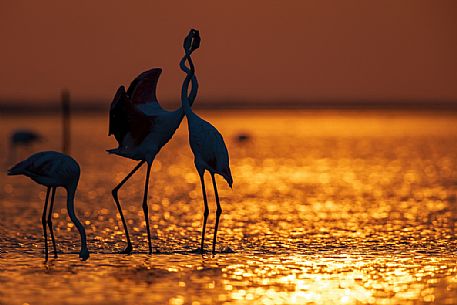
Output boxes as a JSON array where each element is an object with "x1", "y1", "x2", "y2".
[{"x1": 1, "y1": 111, "x2": 457, "y2": 305}]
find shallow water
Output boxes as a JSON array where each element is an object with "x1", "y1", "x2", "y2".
[{"x1": 1, "y1": 111, "x2": 457, "y2": 305}]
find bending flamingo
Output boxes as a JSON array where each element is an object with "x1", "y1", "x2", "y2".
[
  {"x1": 108, "y1": 29, "x2": 200, "y2": 254},
  {"x1": 180, "y1": 35, "x2": 233, "y2": 254},
  {"x1": 7, "y1": 151, "x2": 89, "y2": 261}
]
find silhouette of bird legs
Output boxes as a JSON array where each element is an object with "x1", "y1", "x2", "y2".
[
  {"x1": 41, "y1": 187, "x2": 50, "y2": 261},
  {"x1": 111, "y1": 160, "x2": 154, "y2": 255},
  {"x1": 211, "y1": 174, "x2": 223, "y2": 255},
  {"x1": 41, "y1": 186, "x2": 58, "y2": 261},
  {"x1": 198, "y1": 172, "x2": 209, "y2": 254},
  {"x1": 192, "y1": 171, "x2": 223, "y2": 256},
  {"x1": 48, "y1": 187, "x2": 58, "y2": 258}
]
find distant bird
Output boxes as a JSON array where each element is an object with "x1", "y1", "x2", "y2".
[
  {"x1": 7, "y1": 151, "x2": 89, "y2": 261},
  {"x1": 235, "y1": 133, "x2": 251, "y2": 143},
  {"x1": 10, "y1": 129, "x2": 42, "y2": 145},
  {"x1": 107, "y1": 29, "x2": 201, "y2": 254},
  {"x1": 180, "y1": 35, "x2": 233, "y2": 255},
  {"x1": 8, "y1": 129, "x2": 42, "y2": 163}
]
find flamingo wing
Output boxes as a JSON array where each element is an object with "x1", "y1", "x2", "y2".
[
  {"x1": 191, "y1": 119, "x2": 232, "y2": 186},
  {"x1": 127, "y1": 68, "x2": 164, "y2": 109},
  {"x1": 126, "y1": 103, "x2": 156, "y2": 146},
  {"x1": 109, "y1": 86, "x2": 130, "y2": 145},
  {"x1": 208, "y1": 131, "x2": 233, "y2": 187}
]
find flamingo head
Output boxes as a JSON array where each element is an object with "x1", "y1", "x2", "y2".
[
  {"x1": 190, "y1": 29, "x2": 200, "y2": 51},
  {"x1": 221, "y1": 167, "x2": 233, "y2": 188},
  {"x1": 183, "y1": 29, "x2": 200, "y2": 54}
]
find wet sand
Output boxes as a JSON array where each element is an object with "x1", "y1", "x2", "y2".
[{"x1": 1, "y1": 111, "x2": 457, "y2": 304}]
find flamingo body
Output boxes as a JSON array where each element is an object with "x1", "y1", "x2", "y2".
[
  {"x1": 8, "y1": 151, "x2": 79, "y2": 187},
  {"x1": 187, "y1": 112, "x2": 233, "y2": 187},
  {"x1": 108, "y1": 69, "x2": 185, "y2": 163}
]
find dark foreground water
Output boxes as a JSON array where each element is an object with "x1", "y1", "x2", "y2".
[{"x1": 1, "y1": 111, "x2": 457, "y2": 305}]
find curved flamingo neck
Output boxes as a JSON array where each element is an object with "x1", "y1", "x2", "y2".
[
  {"x1": 66, "y1": 186, "x2": 87, "y2": 250},
  {"x1": 179, "y1": 56, "x2": 198, "y2": 108},
  {"x1": 181, "y1": 52, "x2": 197, "y2": 117}
]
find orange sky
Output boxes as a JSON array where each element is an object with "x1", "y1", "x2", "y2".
[{"x1": 1, "y1": 1, "x2": 456, "y2": 105}]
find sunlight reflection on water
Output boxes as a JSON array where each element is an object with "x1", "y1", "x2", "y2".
[{"x1": 1, "y1": 111, "x2": 457, "y2": 304}]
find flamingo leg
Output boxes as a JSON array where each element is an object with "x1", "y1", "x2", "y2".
[
  {"x1": 142, "y1": 162, "x2": 153, "y2": 254},
  {"x1": 112, "y1": 160, "x2": 145, "y2": 254},
  {"x1": 199, "y1": 172, "x2": 209, "y2": 253},
  {"x1": 211, "y1": 174, "x2": 222, "y2": 255},
  {"x1": 42, "y1": 187, "x2": 51, "y2": 261},
  {"x1": 47, "y1": 187, "x2": 58, "y2": 258}
]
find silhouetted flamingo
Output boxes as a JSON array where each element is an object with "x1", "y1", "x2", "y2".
[
  {"x1": 7, "y1": 151, "x2": 89, "y2": 261},
  {"x1": 107, "y1": 29, "x2": 200, "y2": 254},
  {"x1": 8, "y1": 129, "x2": 42, "y2": 163},
  {"x1": 180, "y1": 36, "x2": 233, "y2": 254}
]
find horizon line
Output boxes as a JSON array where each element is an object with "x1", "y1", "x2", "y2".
[{"x1": 1, "y1": 98, "x2": 457, "y2": 114}]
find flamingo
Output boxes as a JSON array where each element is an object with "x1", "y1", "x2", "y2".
[
  {"x1": 107, "y1": 29, "x2": 200, "y2": 254},
  {"x1": 180, "y1": 35, "x2": 233, "y2": 254},
  {"x1": 7, "y1": 151, "x2": 89, "y2": 261},
  {"x1": 8, "y1": 129, "x2": 42, "y2": 163},
  {"x1": 10, "y1": 129, "x2": 42, "y2": 145}
]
